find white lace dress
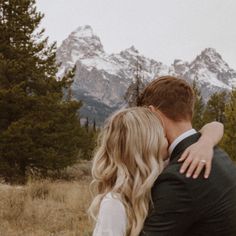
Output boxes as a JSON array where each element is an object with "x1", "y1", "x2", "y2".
[{"x1": 93, "y1": 192, "x2": 127, "y2": 236}]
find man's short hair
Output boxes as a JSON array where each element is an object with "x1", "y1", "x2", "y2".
[{"x1": 138, "y1": 76, "x2": 195, "y2": 121}]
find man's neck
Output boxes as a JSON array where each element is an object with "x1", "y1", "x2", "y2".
[{"x1": 166, "y1": 122, "x2": 193, "y2": 144}]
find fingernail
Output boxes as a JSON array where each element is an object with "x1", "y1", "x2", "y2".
[
  {"x1": 180, "y1": 169, "x2": 184, "y2": 173},
  {"x1": 193, "y1": 175, "x2": 197, "y2": 179},
  {"x1": 204, "y1": 175, "x2": 209, "y2": 179},
  {"x1": 186, "y1": 173, "x2": 191, "y2": 178}
]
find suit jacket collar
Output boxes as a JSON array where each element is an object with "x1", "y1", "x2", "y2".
[
  {"x1": 170, "y1": 132, "x2": 202, "y2": 162},
  {"x1": 168, "y1": 129, "x2": 197, "y2": 156}
]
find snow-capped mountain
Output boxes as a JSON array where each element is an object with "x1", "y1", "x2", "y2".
[
  {"x1": 57, "y1": 25, "x2": 236, "y2": 124},
  {"x1": 182, "y1": 48, "x2": 236, "y2": 98}
]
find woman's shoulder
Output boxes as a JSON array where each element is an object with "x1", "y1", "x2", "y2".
[
  {"x1": 99, "y1": 192, "x2": 126, "y2": 221},
  {"x1": 93, "y1": 192, "x2": 127, "y2": 235},
  {"x1": 103, "y1": 192, "x2": 121, "y2": 200},
  {"x1": 100, "y1": 192, "x2": 125, "y2": 210}
]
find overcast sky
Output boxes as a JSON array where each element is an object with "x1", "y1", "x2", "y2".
[{"x1": 37, "y1": 0, "x2": 236, "y2": 69}]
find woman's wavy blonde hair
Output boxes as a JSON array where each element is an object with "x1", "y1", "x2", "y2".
[{"x1": 88, "y1": 107, "x2": 165, "y2": 235}]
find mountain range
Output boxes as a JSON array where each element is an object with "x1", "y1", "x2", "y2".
[{"x1": 56, "y1": 25, "x2": 236, "y2": 124}]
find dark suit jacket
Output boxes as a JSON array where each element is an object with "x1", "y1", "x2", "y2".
[{"x1": 140, "y1": 133, "x2": 236, "y2": 236}]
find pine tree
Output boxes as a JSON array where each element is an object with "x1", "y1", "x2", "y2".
[
  {"x1": 0, "y1": 0, "x2": 83, "y2": 183},
  {"x1": 85, "y1": 117, "x2": 89, "y2": 132},
  {"x1": 124, "y1": 57, "x2": 145, "y2": 107},
  {"x1": 192, "y1": 80, "x2": 205, "y2": 130},
  {"x1": 93, "y1": 119, "x2": 96, "y2": 132},
  {"x1": 222, "y1": 89, "x2": 236, "y2": 160},
  {"x1": 203, "y1": 91, "x2": 228, "y2": 124}
]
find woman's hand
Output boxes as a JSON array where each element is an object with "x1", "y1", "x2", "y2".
[
  {"x1": 178, "y1": 121, "x2": 224, "y2": 179},
  {"x1": 178, "y1": 137, "x2": 214, "y2": 179}
]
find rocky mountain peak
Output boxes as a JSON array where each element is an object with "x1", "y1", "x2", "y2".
[
  {"x1": 125, "y1": 45, "x2": 139, "y2": 54},
  {"x1": 70, "y1": 25, "x2": 104, "y2": 57},
  {"x1": 201, "y1": 47, "x2": 221, "y2": 57},
  {"x1": 56, "y1": 25, "x2": 104, "y2": 72},
  {"x1": 119, "y1": 45, "x2": 140, "y2": 60},
  {"x1": 191, "y1": 47, "x2": 229, "y2": 73},
  {"x1": 72, "y1": 25, "x2": 95, "y2": 38},
  {"x1": 172, "y1": 59, "x2": 189, "y2": 75}
]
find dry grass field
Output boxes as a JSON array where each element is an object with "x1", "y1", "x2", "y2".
[{"x1": 0, "y1": 161, "x2": 94, "y2": 236}]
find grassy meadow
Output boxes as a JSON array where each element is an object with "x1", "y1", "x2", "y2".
[{"x1": 0, "y1": 161, "x2": 93, "y2": 236}]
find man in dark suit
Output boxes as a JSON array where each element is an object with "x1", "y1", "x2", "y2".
[{"x1": 138, "y1": 76, "x2": 236, "y2": 236}]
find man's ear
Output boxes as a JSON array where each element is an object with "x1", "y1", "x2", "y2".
[{"x1": 148, "y1": 105, "x2": 156, "y2": 113}]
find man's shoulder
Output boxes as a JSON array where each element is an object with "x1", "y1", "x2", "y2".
[
  {"x1": 213, "y1": 146, "x2": 228, "y2": 157},
  {"x1": 152, "y1": 163, "x2": 189, "y2": 197},
  {"x1": 212, "y1": 146, "x2": 236, "y2": 177},
  {"x1": 160, "y1": 146, "x2": 232, "y2": 179},
  {"x1": 213, "y1": 146, "x2": 236, "y2": 168},
  {"x1": 152, "y1": 146, "x2": 236, "y2": 198},
  {"x1": 158, "y1": 159, "x2": 184, "y2": 181}
]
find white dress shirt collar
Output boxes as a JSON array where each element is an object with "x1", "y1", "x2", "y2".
[{"x1": 168, "y1": 129, "x2": 197, "y2": 156}]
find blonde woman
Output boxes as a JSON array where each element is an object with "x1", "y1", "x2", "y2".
[{"x1": 89, "y1": 107, "x2": 223, "y2": 236}]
